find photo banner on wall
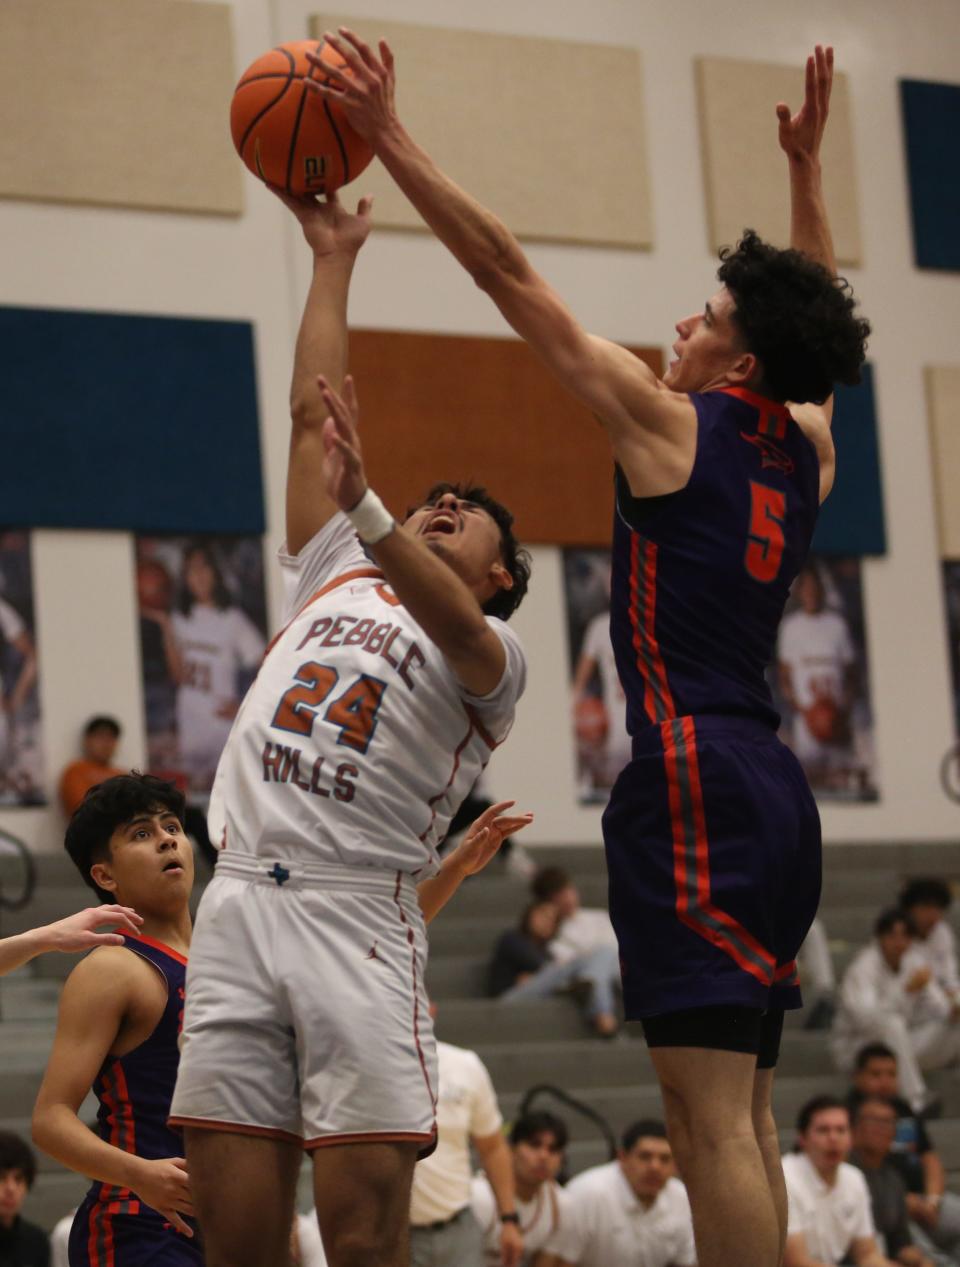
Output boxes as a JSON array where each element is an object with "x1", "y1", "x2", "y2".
[
  {"x1": 0, "y1": 532, "x2": 45, "y2": 805},
  {"x1": 769, "y1": 556, "x2": 878, "y2": 803},
  {"x1": 136, "y1": 536, "x2": 267, "y2": 798},
  {"x1": 563, "y1": 548, "x2": 878, "y2": 805}
]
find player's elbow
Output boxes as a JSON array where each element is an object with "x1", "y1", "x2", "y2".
[
  {"x1": 469, "y1": 228, "x2": 528, "y2": 295},
  {"x1": 289, "y1": 394, "x2": 325, "y2": 436}
]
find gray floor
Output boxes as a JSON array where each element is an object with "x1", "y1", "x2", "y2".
[{"x1": 3, "y1": 840, "x2": 960, "y2": 1231}]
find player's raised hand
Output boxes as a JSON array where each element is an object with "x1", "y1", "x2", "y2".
[
  {"x1": 776, "y1": 45, "x2": 833, "y2": 163},
  {"x1": 36, "y1": 904, "x2": 143, "y2": 953},
  {"x1": 305, "y1": 28, "x2": 399, "y2": 145},
  {"x1": 270, "y1": 186, "x2": 373, "y2": 259},
  {"x1": 457, "y1": 801, "x2": 534, "y2": 876},
  {"x1": 317, "y1": 375, "x2": 368, "y2": 512},
  {"x1": 131, "y1": 1157, "x2": 195, "y2": 1237}
]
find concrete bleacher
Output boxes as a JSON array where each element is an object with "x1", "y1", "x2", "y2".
[{"x1": 2, "y1": 840, "x2": 960, "y2": 1231}]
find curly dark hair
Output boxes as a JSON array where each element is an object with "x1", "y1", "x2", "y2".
[
  {"x1": 64, "y1": 772, "x2": 185, "y2": 901},
  {"x1": 408, "y1": 482, "x2": 531, "y2": 622},
  {"x1": 717, "y1": 230, "x2": 870, "y2": 404}
]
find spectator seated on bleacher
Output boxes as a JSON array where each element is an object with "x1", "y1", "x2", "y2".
[
  {"x1": 555, "y1": 1119, "x2": 696, "y2": 1267},
  {"x1": 847, "y1": 1043, "x2": 960, "y2": 1265},
  {"x1": 0, "y1": 1131, "x2": 49, "y2": 1267},
  {"x1": 58, "y1": 715, "x2": 125, "y2": 817},
  {"x1": 530, "y1": 867, "x2": 619, "y2": 966},
  {"x1": 901, "y1": 881, "x2": 960, "y2": 1013},
  {"x1": 471, "y1": 1110, "x2": 571, "y2": 1265},
  {"x1": 782, "y1": 1095, "x2": 894, "y2": 1267},
  {"x1": 832, "y1": 909, "x2": 960, "y2": 1116},
  {"x1": 490, "y1": 901, "x2": 620, "y2": 1038},
  {"x1": 849, "y1": 1097, "x2": 935, "y2": 1267}
]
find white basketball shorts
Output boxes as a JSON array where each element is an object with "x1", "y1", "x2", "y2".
[{"x1": 169, "y1": 852, "x2": 437, "y2": 1154}]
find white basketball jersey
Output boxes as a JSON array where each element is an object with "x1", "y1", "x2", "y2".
[
  {"x1": 777, "y1": 608, "x2": 855, "y2": 709},
  {"x1": 208, "y1": 514, "x2": 526, "y2": 877}
]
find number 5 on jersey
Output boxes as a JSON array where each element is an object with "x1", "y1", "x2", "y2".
[
  {"x1": 272, "y1": 661, "x2": 387, "y2": 755},
  {"x1": 745, "y1": 481, "x2": 786, "y2": 584}
]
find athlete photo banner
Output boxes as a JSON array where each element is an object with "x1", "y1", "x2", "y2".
[
  {"x1": 135, "y1": 535, "x2": 267, "y2": 798},
  {"x1": 563, "y1": 548, "x2": 629, "y2": 805},
  {"x1": 0, "y1": 531, "x2": 44, "y2": 806},
  {"x1": 770, "y1": 555, "x2": 879, "y2": 803}
]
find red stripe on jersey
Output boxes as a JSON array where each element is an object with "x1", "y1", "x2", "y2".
[
  {"x1": 716, "y1": 386, "x2": 790, "y2": 419},
  {"x1": 663, "y1": 717, "x2": 776, "y2": 987},
  {"x1": 629, "y1": 534, "x2": 676, "y2": 724},
  {"x1": 127, "y1": 932, "x2": 188, "y2": 967},
  {"x1": 463, "y1": 704, "x2": 498, "y2": 751},
  {"x1": 418, "y1": 719, "x2": 479, "y2": 843}
]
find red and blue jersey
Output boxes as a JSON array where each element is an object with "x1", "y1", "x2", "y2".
[
  {"x1": 610, "y1": 387, "x2": 821, "y2": 736},
  {"x1": 70, "y1": 933, "x2": 199, "y2": 1266}
]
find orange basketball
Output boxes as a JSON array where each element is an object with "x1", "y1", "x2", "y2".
[
  {"x1": 230, "y1": 40, "x2": 374, "y2": 195},
  {"x1": 575, "y1": 696, "x2": 609, "y2": 746},
  {"x1": 805, "y1": 697, "x2": 839, "y2": 743}
]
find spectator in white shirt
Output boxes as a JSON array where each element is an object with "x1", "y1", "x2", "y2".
[
  {"x1": 831, "y1": 909, "x2": 960, "y2": 1115},
  {"x1": 530, "y1": 868, "x2": 619, "y2": 965},
  {"x1": 783, "y1": 1095, "x2": 893, "y2": 1267},
  {"x1": 472, "y1": 1111, "x2": 570, "y2": 1266},
  {"x1": 900, "y1": 881, "x2": 960, "y2": 1011},
  {"x1": 410, "y1": 1031, "x2": 523, "y2": 1267},
  {"x1": 557, "y1": 1119, "x2": 696, "y2": 1267}
]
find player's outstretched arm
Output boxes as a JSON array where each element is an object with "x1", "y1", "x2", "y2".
[
  {"x1": 316, "y1": 374, "x2": 511, "y2": 695},
  {"x1": 32, "y1": 950, "x2": 196, "y2": 1237},
  {"x1": 777, "y1": 45, "x2": 837, "y2": 277},
  {"x1": 306, "y1": 32, "x2": 692, "y2": 466},
  {"x1": 418, "y1": 801, "x2": 533, "y2": 924},
  {"x1": 278, "y1": 189, "x2": 374, "y2": 556},
  {"x1": 0, "y1": 904, "x2": 142, "y2": 976}
]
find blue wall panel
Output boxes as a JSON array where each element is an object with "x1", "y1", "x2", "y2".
[
  {"x1": 812, "y1": 362, "x2": 886, "y2": 557},
  {"x1": 901, "y1": 79, "x2": 960, "y2": 271},
  {"x1": 0, "y1": 306, "x2": 264, "y2": 534}
]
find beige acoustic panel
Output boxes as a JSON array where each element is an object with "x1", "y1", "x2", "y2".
[
  {"x1": 348, "y1": 330, "x2": 662, "y2": 547},
  {"x1": 0, "y1": 0, "x2": 242, "y2": 214},
  {"x1": 310, "y1": 16, "x2": 651, "y2": 249},
  {"x1": 696, "y1": 57, "x2": 861, "y2": 266},
  {"x1": 926, "y1": 366, "x2": 960, "y2": 558}
]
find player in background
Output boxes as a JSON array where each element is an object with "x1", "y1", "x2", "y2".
[
  {"x1": 32, "y1": 773, "x2": 198, "y2": 1266},
  {"x1": 169, "y1": 187, "x2": 531, "y2": 1267},
  {"x1": 0, "y1": 903, "x2": 141, "y2": 978},
  {"x1": 310, "y1": 37, "x2": 869, "y2": 1267}
]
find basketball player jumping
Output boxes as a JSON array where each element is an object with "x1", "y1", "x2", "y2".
[
  {"x1": 311, "y1": 37, "x2": 869, "y2": 1267},
  {"x1": 168, "y1": 187, "x2": 531, "y2": 1267}
]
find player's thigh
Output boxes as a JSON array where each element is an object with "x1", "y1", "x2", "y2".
[
  {"x1": 647, "y1": 1013, "x2": 760, "y2": 1149},
  {"x1": 184, "y1": 1128, "x2": 301, "y2": 1246},
  {"x1": 312, "y1": 1141, "x2": 419, "y2": 1253}
]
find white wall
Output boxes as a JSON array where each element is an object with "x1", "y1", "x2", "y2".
[{"x1": 3, "y1": 0, "x2": 959, "y2": 853}]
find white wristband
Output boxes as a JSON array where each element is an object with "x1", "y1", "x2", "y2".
[{"x1": 346, "y1": 487, "x2": 395, "y2": 545}]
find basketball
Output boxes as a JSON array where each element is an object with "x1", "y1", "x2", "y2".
[
  {"x1": 805, "y1": 696, "x2": 840, "y2": 743},
  {"x1": 230, "y1": 40, "x2": 374, "y2": 195},
  {"x1": 575, "y1": 696, "x2": 609, "y2": 746}
]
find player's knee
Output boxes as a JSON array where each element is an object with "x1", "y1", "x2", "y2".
[{"x1": 325, "y1": 1226, "x2": 403, "y2": 1267}]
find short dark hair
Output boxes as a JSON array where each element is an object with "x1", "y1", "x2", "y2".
[
  {"x1": 64, "y1": 772, "x2": 185, "y2": 901},
  {"x1": 621, "y1": 1119, "x2": 668, "y2": 1152},
  {"x1": 408, "y1": 482, "x2": 531, "y2": 622},
  {"x1": 509, "y1": 1111, "x2": 568, "y2": 1151},
  {"x1": 797, "y1": 1094, "x2": 848, "y2": 1134},
  {"x1": 717, "y1": 229, "x2": 870, "y2": 405},
  {"x1": 851, "y1": 1096, "x2": 897, "y2": 1127},
  {"x1": 84, "y1": 714, "x2": 121, "y2": 738},
  {"x1": 854, "y1": 1041, "x2": 897, "y2": 1071},
  {"x1": 0, "y1": 1131, "x2": 36, "y2": 1188},
  {"x1": 875, "y1": 907, "x2": 909, "y2": 938},
  {"x1": 530, "y1": 866, "x2": 572, "y2": 902},
  {"x1": 899, "y1": 878, "x2": 952, "y2": 912}
]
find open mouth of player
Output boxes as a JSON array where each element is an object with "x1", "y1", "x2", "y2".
[
  {"x1": 421, "y1": 511, "x2": 460, "y2": 536},
  {"x1": 162, "y1": 860, "x2": 184, "y2": 876}
]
